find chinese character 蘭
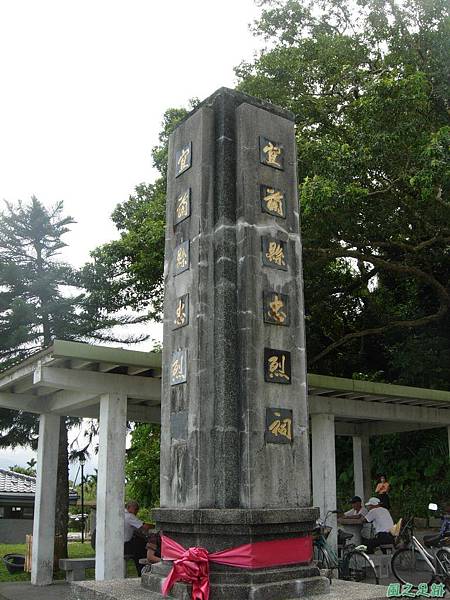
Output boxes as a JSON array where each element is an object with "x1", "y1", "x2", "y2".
[
  {"x1": 263, "y1": 187, "x2": 285, "y2": 217},
  {"x1": 268, "y1": 411, "x2": 292, "y2": 441},
  {"x1": 386, "y1": 582, "x2": 401, "y2": 597},
  {"x1": 176, "y1": 190, "x2": 190, "y2": 222}
]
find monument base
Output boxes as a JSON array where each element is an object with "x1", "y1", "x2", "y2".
[
  {"x1": 140, "y1": 507, "x2": 328, "y2": 600},
  {"x1": 70, "y1": 578, "x2": 388, "y2": 600}
]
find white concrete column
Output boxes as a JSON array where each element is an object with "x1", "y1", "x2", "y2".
[
  {"x1": 311, "y1": 413, "x2": 337, "y2": 553},
  {"x1": 353, "y1": 435, "x2": 364, "y2": 501},
  {"x1": 95, "y1": 392, "x2": 127, "y2": 580},
  {"x1": 447, "y1": 426, "x2": 450, "y2": 459},
  {"x1": 31, "y1": 413, "x2": 60, "y2": 585}
]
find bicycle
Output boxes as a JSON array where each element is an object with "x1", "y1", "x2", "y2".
[
  {"x1": 313, "y1": 511, "x2": 379, "y2": 585},
  {"x1": 391, "y1": 515, "x2": 450, "y2": 589}
]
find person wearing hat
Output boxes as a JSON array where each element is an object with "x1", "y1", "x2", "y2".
[
  {"x1": 343, "y1": 496, "x2": 368, "y2": 519},
  {"x1": 359, "y1": 497, "x2": 394, "y2": 553}
]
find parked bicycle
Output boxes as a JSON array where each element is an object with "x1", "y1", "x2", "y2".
[
  {"x1": 313, "y1": 510, "x2": 379, "y2": 585},
  {"x1": 391, "y1": 504, "x2": 450, "y2": 589}
]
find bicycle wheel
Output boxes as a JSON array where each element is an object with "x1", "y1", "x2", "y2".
[
  {"x1": 314, "y1": 544, "x2": 333, "y2": 581},
  {"x1": 436, "y1": 548, "x2": 450, "y2": 586},
  {"x1": 391, "y1": 548, "x2": 434, "y2": 586},
  {"x1": 344, "y1": 550, "x2": 379, "y2": 584}
]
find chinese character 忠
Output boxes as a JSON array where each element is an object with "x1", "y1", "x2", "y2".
[
  {"x1": 266, "y1": 241, "x2": 286, "y2": 266},
  {"x1": 263, "y1": 141, "x2": 282, "y2": 167},
  {"x1": 175, "y1": 298, "x2": 186, "y2": 327},
  {"x1": 176, "y1": 191, "x2": 189, "y2": 220},
  {"x1": 268, "y1": 294, "x2": 287, "y2": 324},
  {"x1": 269, "y1": 412, "x2": 292, "y2": 441},
  {"x1": 268, "y1": 354, "x2": 289, "y2": 381},
  {"x1": 263, "y1": 188, "x2": 284, "y2": 217}
]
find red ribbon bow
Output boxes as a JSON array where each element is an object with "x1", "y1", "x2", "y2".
[{"x1": 160, "y1": 534, "x2": 313, "y2": 600}]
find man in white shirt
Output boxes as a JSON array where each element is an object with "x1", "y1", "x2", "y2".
[
  {"x1": 360, "y1": 497, "x2": 394, "y2": 553},
  {"x1": 124, "y1": 501, "x2": 151, "y2": 575},
  {"x1": 343, "y1": 496, "x2": 368, "y2": 519}
]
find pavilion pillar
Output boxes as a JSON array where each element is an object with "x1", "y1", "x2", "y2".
[
  {"x1": 447, "y1": 426, "x2": 450, "y2": 458},
  {"x1": 311, "y1": 413, "x2": 337, "y2": 553},
  {"x1": 31, "y1": 413, "x2": 60, "y2": 585},
  {"x1": 353, "y1": 434, "x2": 372, "y2": 502},
  {"x1": 95, "y1": 392, "x2": 127, "y2": 581}
]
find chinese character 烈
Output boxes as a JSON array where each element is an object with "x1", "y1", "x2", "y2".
[
  {"x1": 268, "y1": 354, "x2": 289, "y2": 381},
  {"x1": 268, "y1": 412, "x2": 292, "y2": 441},
  {"x1": 266, "y1": 241, "x2": 286, "y2": 267}
]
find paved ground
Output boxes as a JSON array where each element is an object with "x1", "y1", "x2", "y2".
[{"x1": 0, "y1": 581, "x2": 70, "y2": 600}]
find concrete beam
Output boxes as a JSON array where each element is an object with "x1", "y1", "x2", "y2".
[
  {"x1": 95, "y1": 393, "x2": 126, "y2": 580},
  {"x1": 309, "y1": 395, "x2": 450, "y2": 425},
  {"x1": 46, "y1": 390, "x2": 100, "y2": 414},
  {"x1": 0, "y1": 392, "x2": 46, "y2": 413},
  {"x1": 334, "y1": 422, "x2": 362, "y2": 436},
  {"x1": 362, "y1": 421, "x2": 444, "y2": 436},
  {"x1": 31, "y1": 414, "x2": 60, "y2": 585},
  {"x1": 33, "y1": 366, "x2": 161, "y2": 400}
]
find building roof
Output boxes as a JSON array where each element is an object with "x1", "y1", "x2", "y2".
[{"x1": 0, "y1": 469, "x2": 36, "y2": 495}]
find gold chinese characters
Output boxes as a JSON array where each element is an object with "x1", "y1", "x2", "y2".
[
  {"x1": 262, "y1": 237, "x2": 288, "y2": 271},
  {"x1": 265, "y1": 408, "x2": 293, "y2": 444},
  {"x1": 259, "y1": 136, "x2": 284, "y2": 170},
  {"x1": 260, "y1": 185, "x2": 285, "y2": 218},
  {"x1": 170, "y1": 349, "x2": 187, "y2": 385},
  {"x1": 174, "y1": 241, "x2": 189, "y2": 275},
  {"x1": 264, "y1": 348, "x2": 291, "y2": 384},
  {"x1": 268, "y1": 412, "x2": 292, "y2": 441},
  {"x1": 175, "y1": 189, "x2": 190, "y2": 224},
  {"x1": 175, "y1": 142, "x2": 192, "y2": 177},
  {"x1": 173, "y1": 294, "x2": 189, "y2": 329}
]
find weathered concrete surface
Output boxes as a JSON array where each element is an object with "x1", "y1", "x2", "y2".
[
  {"x1": 71, "y1": 578, "x2": 390, "y2": 600},
  {"x1": 0, "y1": 581, "x2": 70, "y2": 600}
]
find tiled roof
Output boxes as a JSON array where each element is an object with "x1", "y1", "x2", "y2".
[{"x1": 0, "y1": 469, "x2": 36, "y2": 495}]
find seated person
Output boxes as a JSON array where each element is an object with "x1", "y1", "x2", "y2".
[
  {"x1": 146, "y1": 531, "x2": 162, "y2": 565},
  {"x1": 424, "y1": 504, "x2": 450, "y2": 548},
  {"x1": 359, "y1": 497, "x2": 394, "y2": 554},
  {"x1": 340, "y1": 496, "x2": 368, "y2": 520},
  {"x1": 124, "y1": 500, "x2": 152, "y2": 575}
]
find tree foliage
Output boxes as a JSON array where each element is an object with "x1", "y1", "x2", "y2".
[{"x1": 125, "y1": 424, "x2": 160, "y2": 509}]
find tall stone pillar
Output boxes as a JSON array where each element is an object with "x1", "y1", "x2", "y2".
[{"x1": 143, "y1": 88, "x2": 327, "y2": 599}]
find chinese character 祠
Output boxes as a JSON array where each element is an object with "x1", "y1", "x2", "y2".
[
  {"x1": 268, "y1": 294, "x2": 287, "y2": 324},
  {"x1": 266, "y1": 241, "x2": 286, "y2": 267},
  {"x1": 176, "y1": 190, "x2": 190, "y2": 221},
  {"x1": 174, "y1": 297, "x2": 186, "y2": 327},
  {"x1": 268, "y1": 411, "x2": 292, "y2": 441},
  {"x1": 268, "y1": 354, "x2": 289, "y2": 381},
  {"x1": 263, "y1": 187, "x2": 284, "y2": 217},
  {"x1": 263, "y1": 141, "x2": 282, "y2": 167}
]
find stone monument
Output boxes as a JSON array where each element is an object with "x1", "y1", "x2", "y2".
[{"x1": 142, "y1": 87, "x2": 328, "y2": 599}]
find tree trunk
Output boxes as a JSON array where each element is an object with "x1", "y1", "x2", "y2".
[{"x1": 53, "y1": 417, "x2": 69, "y2": 569}]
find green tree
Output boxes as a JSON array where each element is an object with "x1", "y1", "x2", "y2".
[
  {"x1": 236, "y1": 0, "x2": 450, "y2": 380},
  {"x1": 125, "y1": 424, "x2": 160, "y2": 510},
  {"x1": 0, "y1": 196, "x2": 148, "y2": 563}
]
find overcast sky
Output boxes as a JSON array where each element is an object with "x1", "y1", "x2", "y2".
[{"x1": 0, "y1": 0, "x2": 264, "y2": 473}]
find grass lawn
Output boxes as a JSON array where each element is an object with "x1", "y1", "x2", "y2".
[{"x1": 0, "y1": 542, "x2": 96, "y2": 583}]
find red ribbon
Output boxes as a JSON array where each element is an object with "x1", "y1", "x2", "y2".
[{"x1": 161, "y1": 534, "x2": 313, "y2": 600}]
